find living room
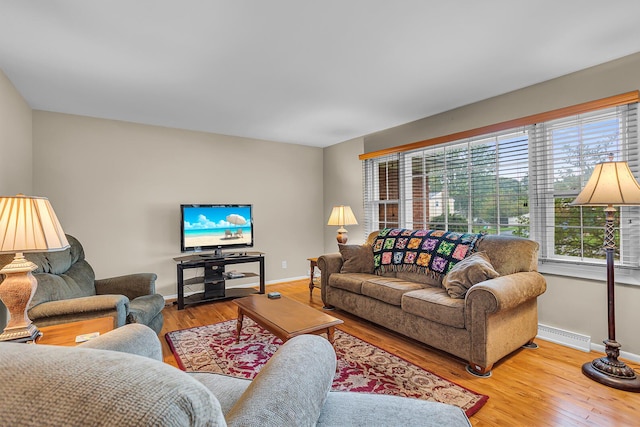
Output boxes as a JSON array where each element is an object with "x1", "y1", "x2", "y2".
[{"x1": 2, "y1": 2, "x2": 640, "y2": 425}]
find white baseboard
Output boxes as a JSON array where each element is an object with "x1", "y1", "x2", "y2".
[
  {"x1": 537, "y1": 323, "x2": 640, "y2": 363},
  {"x1": 537, "y1": 324, "x2": 591, "y2": 352}
]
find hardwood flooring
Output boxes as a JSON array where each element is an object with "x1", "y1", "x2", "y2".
[{"x1": 159, "y1": 279, "x2": 640, "y2": 426}]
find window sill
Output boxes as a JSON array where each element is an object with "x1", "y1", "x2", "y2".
[{"x1": 537, "y1": 262, "x2": 640, "y2": 286}]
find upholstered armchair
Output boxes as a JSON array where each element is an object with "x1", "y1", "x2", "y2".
[{"x1": 0, "y1": 234, "x2": 164, "y2": 333}]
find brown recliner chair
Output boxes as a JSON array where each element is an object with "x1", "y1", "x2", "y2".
[{"x1": 0, "y1": 234, "x2": 164, "y2": 333}]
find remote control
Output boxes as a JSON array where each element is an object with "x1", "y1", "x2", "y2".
[
  {"x1": 267, "y1": 292, "x2": 281, "y2": 299},
  {"x1": 75, "y1": 332, "x2": 100, "y2": 343}
]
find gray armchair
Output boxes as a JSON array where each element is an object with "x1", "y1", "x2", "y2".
[{"x1": 0, "y1": 234, "x2": 164, "y2": 333}]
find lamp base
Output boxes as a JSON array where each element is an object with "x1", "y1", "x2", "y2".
[
  {"x1": 336, "y1": 227, "x2": 348, "y2": 244},
  {"x1": 0, "y1": 252, "x2": 40, "y2": 343},
  {"x1": 0, "y1": 323, "x2": 41, "y2": 343},
  {"x1": 582, "y1": 339, "x2": 640, "y2": 392}
]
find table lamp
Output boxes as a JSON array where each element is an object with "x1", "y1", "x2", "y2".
[
  {"x1": 327, "y1": 205, "x2": 358, "y2": 244},
  {"x1": 571, "y1": 158, "x2": 640, "y2": 392},
  {"x1": 0, "y1": 194, "x2": 69, "y2": 342}
]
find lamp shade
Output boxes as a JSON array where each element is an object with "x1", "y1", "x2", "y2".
[
  {"x1": 327, "y1": 205, "x2": 358, "y2": 227},
  {"x1": 571, "y1": 161, "x2": 640, "y2": 206},
  {"x1": 0, "y1": 194, "x2": 69, "y2": 253}
]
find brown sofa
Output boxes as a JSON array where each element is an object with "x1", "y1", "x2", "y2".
[{"x1": 318, "y1": 230, "x2": 547, "y2": 376}]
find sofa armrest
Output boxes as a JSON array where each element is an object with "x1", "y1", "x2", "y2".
[
  {"x1": 95, "y1": 273, "x2": 157, "y2": 300},
  {"x1": 465, "y1": 271, "x2": 547, "y2": 315},
  {"x1": 79, "y1": 323, "x2": 163, "y2": 361},
  {"x1": 318, "y1": 253, "x2": 343, "y2": 276},
  {"x1": 465, "y1": 271, "x2": 546, "y2": 371},
  {"x1": 28, "y1": 294, "x2": 129, "y2": 327},
  {"x1": 318, "y1": 253, "x2": 343, "y2": 304},
  {"x1": 225, "y1": 335, "x2": 336, "y2": 427}
]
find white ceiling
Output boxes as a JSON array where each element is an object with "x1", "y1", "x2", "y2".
[{"x1": 2, "y1": 1, "x2": 640, "y2": 148}]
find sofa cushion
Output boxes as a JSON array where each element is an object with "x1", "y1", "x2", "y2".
[
  {"x1": 191, "y1": 373, "x2": 251, "y2": 415},
  {"x1": 26, "y1": 235, "x2": 97, "y2": 307},
  {"x1": 395, "y1": 271, "x2": 442, "y2": 288},
  {"x1": 319, "y1": 392, "x2": 472, "y2": 427},
  {"x1": 329, "y1": 273, "x2": 374, "y2": 294},
  {"x1": 30, "y1": 259, "x2": 97, "y2": 307},
  {"x1": 338, "y1": 244, "x2": 375, "y2": 274},
  {"x1": 402, "y1": 288, "x2": 466, "y2": 328},
  {"x1": 361, "y1": 277, "x2": 424, "y2": 306},
  {"x1": 442, "y1": 252, "x2": 500, "y2": 299}
]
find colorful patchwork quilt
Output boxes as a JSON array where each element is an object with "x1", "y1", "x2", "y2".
[{"x1": 372, "y1": 228, "x2": 483, "y2": 277}]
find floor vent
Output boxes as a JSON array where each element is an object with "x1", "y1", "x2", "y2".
[{"x1": 537, "y1": 324, "x2": 591, "y2": 352}]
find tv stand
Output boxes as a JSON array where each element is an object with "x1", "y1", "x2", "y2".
[{"x1": 174, "y1": 252, "x2": 265, "y2": 310}]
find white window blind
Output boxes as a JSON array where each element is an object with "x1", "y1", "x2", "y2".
[
  {"x1": 363, "y1": 103, "x2": 639, "y2": 269},
  {"x1": 362, "y1": 153, "x2": 400, "y2": 234},
  {"x1": 530, "y1": 104, "x2": 640, "y2": 267},
  {"x1": 364, "y1": 129, "x2": 530, "y2": 235}
]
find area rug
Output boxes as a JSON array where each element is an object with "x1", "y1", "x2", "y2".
[{"x1": 165, "y1": 319, "x2": 488, "y2": 417}]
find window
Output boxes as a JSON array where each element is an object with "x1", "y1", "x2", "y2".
[
  {"x1": 530, "y1": 105, "x2": 640, "y2": 266},
  {"x1": 363, "y1": 156, "x2": 400, "y2": 230},
  {"x1": 363, "y1": 103, "x2": 639, "y2": 269}
]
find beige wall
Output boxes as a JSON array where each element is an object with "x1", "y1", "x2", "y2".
[
  {"x1": 0, "y1": 70, "x2": 33, "y2": 329},
  {"x1": 322, "y1": 137, "x2": 366, "y2": 253},
  {"x1": 0, "y1": 70, "x2": 32, "y2": 195},
  {"x1": 32, "y1": 112, "x2": 325, "y2": 297},
  {"x1": 356, "y1": 51, "x2": 640, "y2": 357},
  {"x1": 365, "y1": 52, "x2": 640, "y2": 153}
]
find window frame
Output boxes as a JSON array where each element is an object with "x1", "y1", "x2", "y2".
[{"x1": 363, "y1": 95, "x2": 640, "y2": 276}]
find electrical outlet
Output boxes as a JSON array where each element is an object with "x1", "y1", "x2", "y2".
[{"x1": 281, "y1": 260, "x2": 287, "y2": 269}]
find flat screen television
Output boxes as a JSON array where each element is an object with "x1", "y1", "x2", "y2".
[{"x1": 180, "y1": 204, "x2": 253, "y2": 255}]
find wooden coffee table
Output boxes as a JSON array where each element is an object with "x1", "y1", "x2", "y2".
[
  {"x1": 36, "y1": 317, "x2": 114, "y2": 346},
  {"x1": 234, "y1": 294, "x2": 343, "y2": 344}
]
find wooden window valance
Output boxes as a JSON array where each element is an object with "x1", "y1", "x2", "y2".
[{"x1": 359, "y1": 91, "x2": 640, "y2": 161}]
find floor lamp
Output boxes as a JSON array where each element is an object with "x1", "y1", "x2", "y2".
[
  {"x1": 571, "y1": 159, "x2": 640, "y2": 392},
  {"x1": 0, "y1": 194, "x2": 69, "y2": 342}
]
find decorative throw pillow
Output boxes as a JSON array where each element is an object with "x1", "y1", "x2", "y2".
[
  {"x1": 442, "y1": 251, "x2": 499, "y2": 299},
  {"x1": 339, "y1": 244, "x2": 375, "y2": 274}
]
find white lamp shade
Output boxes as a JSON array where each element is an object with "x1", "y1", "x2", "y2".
[
  {"x1": 572, "y1": 161, "x2": 640, "y2": 206},
  {"x1": 327, "y1": 205, "x2": 358, "y2": 227},
  {"x1": 0, "y1": 195, "x2": 69, "y2": 253}
]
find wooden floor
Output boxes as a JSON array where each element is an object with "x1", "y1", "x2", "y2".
[{"x1": 160, "y1": 279, "x2": 640, "y2": 427}]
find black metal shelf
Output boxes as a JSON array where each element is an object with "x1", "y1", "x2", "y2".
[{"x1": 174, "y1": 253, "x2": 265, "y2": 310}]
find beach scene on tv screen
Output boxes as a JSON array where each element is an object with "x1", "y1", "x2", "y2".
[{"x1": 183, "y1": 206, "x2": 252, "y2": 248}]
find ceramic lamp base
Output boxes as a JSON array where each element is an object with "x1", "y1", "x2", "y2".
[
  {"x1": 336, "y1": 228, "x2": 348, "y2": 244},
  {"x1": 0, "y1": 253, "x2": 40, "y2": 343}
]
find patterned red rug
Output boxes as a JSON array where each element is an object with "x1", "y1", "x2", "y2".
[{"x1": 165, "y1": 318, "x2": 488, "y2": 417}]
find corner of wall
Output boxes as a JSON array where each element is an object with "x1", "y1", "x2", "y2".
[
  {"x1": 322, "y1": 137, "x2": 365, "y2": 254},
  {"x1": 0, "y1": 69, "x2": 33, "y2": 330}
]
